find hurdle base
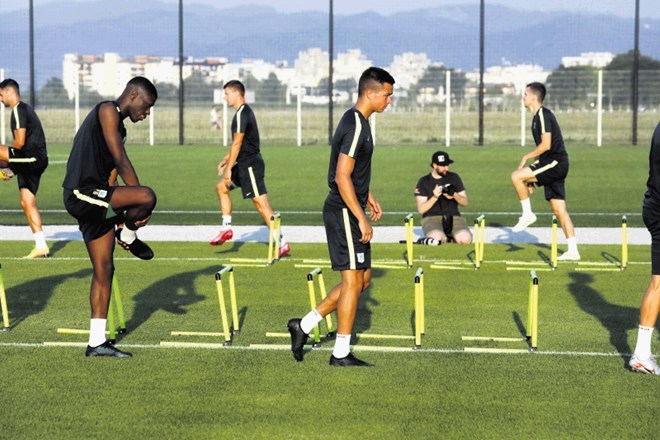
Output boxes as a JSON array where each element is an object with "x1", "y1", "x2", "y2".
[
  {"x1": 117, "y1": 328, "x2": 127, "y2": 334},
  {"x1": 413, "y1": 344, "x2": 422, "y2": 351},
  {"x1": 1, "y1": 326, "x2": 10, "y2": 332}
]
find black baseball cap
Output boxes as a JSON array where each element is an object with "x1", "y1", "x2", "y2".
[{"x1": 431, "y1": 151, "x2": 453, "y2": 166}]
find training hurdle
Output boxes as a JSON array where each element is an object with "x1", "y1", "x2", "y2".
[
  {"x1": 576, "y1": 215, "x2": 629, "y2": 272},
  {"x1": 463, "y1": 270, "x2": 539, "y2": 353},
  {"x1": 163, "y1": 265, "x2": 239, "y2": 347},
  {"x1": 505, "y1": 216, "x2": 557, "y2": 271},
  {"x1": 404, "y1": 213, "x2": 414, "y2": 267},
  {"x1": 0, "y1": 263, "x2": 10, "y2": 332},
  {"x1": 430, "y1": 214, "x2": 485, "y2": 271},
  {"x1": 57, "y1": 274, "x2": 126, "y2": 342},
  {"x1": 231, "y1": 212, "x2": 282, "y2": 266}
]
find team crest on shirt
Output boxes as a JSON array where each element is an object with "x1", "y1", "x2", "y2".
[
  {"x1": 94, "y1": 189, "x2": 108, "y2": 198},
  {"x1": 357, "y1": 253, "x2": 365, "y2": 264}
]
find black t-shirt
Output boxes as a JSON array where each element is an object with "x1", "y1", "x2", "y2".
[
  {"x1": 532, "y1": 106, "x2": 568, "y2": 162},
  {"x1": 232, "y1": 104, "x2": 260, "y2": 163},
  {"x1": 63, "y1": 101, "x2": 126, "y2": 190},
  {"x1": 414, "y1": 171, "x2": 465, "y2": 217},
  {"x1": 10, "y1": 101, "x2": 47, "y2": 160},
  {"x1": 325, "y1": 107, "x2": 373, "y2": 209},
  {"x1": 645, "y1": 122, "x2": 660, "y2": 206}
]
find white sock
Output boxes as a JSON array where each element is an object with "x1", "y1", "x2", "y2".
[
  {"x1": 222, "y1": 215, "x2": 232, "y2": 229},
  {"x1": 34, "y1": 231, "x2": 47, "y2": 249},
  {"x1": 120, "y1": 227, "x2": 136, "y2": 245},
  {"x1": 332, "y1": 333, "x2": 351, "y2": 358},
  {"x1": 300, "y1": 309, "x2": 323, "y2": 334},
  {"x1": 88, "y1": 318, "x2": 107, "y2": 347},
  {"x1": 520, "y1": 198, "x2": 533, "y2": 217},
  {"x1": 634, "y1": 325, "x2": 655, "y2": 359},
  {"x1": 566, "y1": 237, "x2": 578, "y2": 253}
]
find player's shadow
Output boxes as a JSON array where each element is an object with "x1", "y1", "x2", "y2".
[
  {"x1": 567, "y1": 272, "x2": 647, "y2": 367},
  {"x1": 212, "y1": 241, "x2": 245, "y2": 255},
  {"x1": 123, "y1": 266, "x2": 213, "y2": 337},
  {"x1": 6, "y1": 268, "x2": 91, "y2": 329}
]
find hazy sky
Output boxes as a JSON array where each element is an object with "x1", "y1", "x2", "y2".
[{"x1": 9, "y1": 0, "x2": 660, "y2": 19}]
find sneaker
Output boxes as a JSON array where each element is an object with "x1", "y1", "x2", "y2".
[
  {"x1": 210, "y1": 229, "x2": 233, "y2": 246},
  {"x1": 115, "y1": 228, "x2": 154, "y2": 260},
  {"x1": 278, "y1": 242, "x2": 291, "y2": 258},
  {"x1": 23, "y1": 246, "x2": 49, "y2": 259},
  {"x1": 512, "y1": 213, "x2": 537, "y2": 232},
  {"x1": 0, "y1": 168, "x2": 14, "y2": 180},
  {"x1": 287, "y1": 318, "x2": 308, "y2": 362},
  {"x1": 629, "y1": 354, "x2": 660, "y2": 375},
  {"x1": 85, "y1": 340, "x2": 133, "y2": 358},
  {"x1": 557, "y1": 250, "x2": 581, "y2": 261},
  {"x1": 329, "y1": 352, "x2": 374, "y2": 367}
]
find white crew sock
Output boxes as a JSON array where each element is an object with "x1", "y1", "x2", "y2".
[
  {"x1": 300, "y1": 309, "x2": 323, "y2": 334},
  {"x1": 88, "y1": 318, "x2": 107, "y2": 347},
  {"x1": 34, "y1": 231, "x2": 47, "y2": 249},
  {"x1": 566, "y1": 237, "x2": 578, "y2": 253},
  {"x1": 222, "y1": 215, "x2": 232, "y2": 230},
  {"x1": 634, "y1": 325, "x2": 655, "y2": 359},
  {"x1": 520, "y1": 198, "x2": 533, "y2": 217},
  {"x1": 120, "y1": 227, "x2": 136, "y2": 245},
  {"x1": 332, "y1": 333, "x2": 351, "y2": 358}
]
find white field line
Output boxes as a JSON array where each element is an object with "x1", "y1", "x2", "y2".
[{"x1": 2, "y1": 342, "x2": 641, "y2": 358}]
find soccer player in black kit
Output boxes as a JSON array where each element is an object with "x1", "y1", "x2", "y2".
[
  {"x1": 63, "y1": 77, "x2": 157, "y2": 358},
  {"x1": 288, "y1": 67, "x2": 394, "y2": 367},
  {"x1": 629, "y1": 122, "x2": 660, "y2": 375}
]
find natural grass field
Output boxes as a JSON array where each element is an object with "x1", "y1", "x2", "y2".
[
  {"x1": 0, "y1": 240, "x2": 657, "y2": 439},
  {"x1": 0, "y1": 142, "x2": 658, "y2": 438}
]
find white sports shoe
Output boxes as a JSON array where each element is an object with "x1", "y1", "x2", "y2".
[
  {"x1": 512, "y1": 214, "x2": 537, "y2": 232},
  {"x1": 0, "y1": 167, "x2": 14, "y2": 180},
  {"x1": 629, "y1": 354, "x2": 660, "y2": 375},
  {"x1": 557, "y1": 250, "x2": 581, "y2": 261}
]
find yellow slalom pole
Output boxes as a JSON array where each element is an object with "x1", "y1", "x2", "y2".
[
  {"x1": 307, "y1": 267, "x2": 322, "y2": 345},
  {"x1": 404, "y1": 213, "x2": 414, "y2": 267},
  {"x1": 228, "y1": 268, "x2": 239, "y2": 335},
  {"x1": 550, "y1": 216, "x2": 558, "y2": 269},
  {"x1": 414, "y1": 267, "x2": 424, "y2": 349},
  {"x1": 474, "y1": 214, "x2": 485, "y2": 269},
  {"x1": 529, "y1": 270, "x2": 539, "y2": 351},
  {"x1": 215, "y1": 266, "x2": 233, "y2": 345},
  {"x1": 621, "y1": 215, "x2": 628, "y2": 270},
  {"x1": 0, "y1": 263, "x2": 10, "y2": 330},
  {"x1": 111, "y1": 274, "x2": 126, "y2": 333},
  {"x1": 316, "y1": 270, "x2": 334, "y2": 334},
  {"x1": 269, "y1": 212, "x2": 281, "y2": 264},
  {"x1": 107, "y1": 295, "x2": 116, "y2": 342}
]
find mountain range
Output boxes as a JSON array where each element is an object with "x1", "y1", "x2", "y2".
[{"x1": 1, "y1": 1, "x2": 659, "y2": 87}]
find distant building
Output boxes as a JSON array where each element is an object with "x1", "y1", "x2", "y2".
[
  {"x1": 561, "y1": 52, "x2": 614, "y2": 69},
  {"x1": 388, "y1": 52, "x2": 432, "y2": 90}
]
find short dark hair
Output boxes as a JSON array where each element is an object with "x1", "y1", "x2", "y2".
[
  {"x1": 0, "y1": 78, "x2": 20, "y2": 95},
  {"x1": 127, "y1": 76, "x2": 158, "y2": 101},
  {"x1": 223, "y1": 80, "x2": 245, "y2": 96},
  {"x1": 358, "y1": 67, "x2": 395, "y2": 96},
  {"x1": 526, "y1": 82, "x2": 546, "y2": 103}
]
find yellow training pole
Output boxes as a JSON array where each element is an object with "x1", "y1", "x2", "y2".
[
  {"x1": 268, "y1": 212, "x2": 281, "y2": 264},
  {"x1": 215, "y1": 266, "x2": 233, "y2": 345},
  {"x1": 111, "y1": 274, "x2": 126, "y2": 332},
  {"x1": 550, "y1": 216, "x2": 558, "y2": 269},
  {"x1": 0, "y1": 263, "x2": 10, "y2": 330},
  {"x1": 228, "y1": 268, "x2": 239, "y2": 334},
  {"x1": 315, "y1": 270, "x2": 334, "y2": 334},
  {"x1": 404, "y1": 213, "x2": 414, "y2": 267},
  {"x1": 474, "y1": 214, "x2": 485, "y2": 269},
  {"x1": 307, "y1": 267, "x2": 322, "y2": 345},
  {"x1": 528, "y1": 270, "x2": 539, "y2": 351},
  {"x1": 621, "y1": 215, "x2": 628, "y2": 270},
  {"x1": 414, "y1": 267, "x2": 424, "y2": 349}
]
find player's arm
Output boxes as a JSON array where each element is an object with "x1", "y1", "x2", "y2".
[
  {"x1": 335, "y1": 153, "x2": 372, "y2": 243},
  {"x1": 221, "y1": 132, "x2": 244, "y2": 184},
  {"x1": 518, "y1": 133, "x2": 551, "y2": 169},
  {"x1": 99, "y1": 102, "x2": 140, "y2": 186},
  {"x1": 367, "y1": 191, "x2": 382, "y2": 222},
  {"x1": 12, "y1": 128, "x2": 26, "y2": 149}
]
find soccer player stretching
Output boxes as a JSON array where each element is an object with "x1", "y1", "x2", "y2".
[{"x1": 288, "y1": 67, "x2": 395, "y2": 367}]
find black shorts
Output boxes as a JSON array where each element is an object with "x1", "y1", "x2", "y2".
[
  {"x1": 63, "y1": 187, "x2": 123, "y2": 243},
  {"x1": 230, "y1": 155, "x2": 267, "y2": 199},
  {"x1": 530, "y1": 158, "x2": 569, "y2": 201},
  {"x1": 323, "y1": 203, "x2": 371, "y2": 271},
  {"x1": 8, "y1": 148, "x2": 48, "y2": 195},
  {"x1": 643, "y1": 197, "x2": 660, "y2": 275}
]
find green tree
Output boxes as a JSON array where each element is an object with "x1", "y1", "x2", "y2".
[
  {"x1": 256, "y1": 72, "x2": 286, "y2": 106},
  {"x1": 38, "y1": 77, "x2": 70, "y2": 108},
  {"x1": 411, "y1": 65, "x2": 467, "y2": 108},
  {"x1": 78, "y1": 86, "x2": 105, "y2": 109},
  {"x1": 604, "y1": 50, "x2": 660, "y2": 108},
  {"x1": 184, "y1": 71, "x2": 215, "y2": 103},
  {"x1": 545, "y1": 65, "x2": 598, "y2": 110}
]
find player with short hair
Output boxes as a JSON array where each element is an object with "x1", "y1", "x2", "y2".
[
  {"x1": 210, "y1": 80, "x2": 289, "y2": 257},
  {"x1": 288, "y1": 67, "x2": 395, "y2": 367},
  {"x1": 414, "y1": 150, "x2": 471, "y2": 245},
  {"x1": 63, "y1": 76, "x2": 158, "y2": 358},
  {"x1": 0, "y1": 79, "x2": 50, "y2": 258},
  {"x1": 511, "y1": 81, "x2": 580, "y2": 261},
  {"x1": 629, "y1": 121, "x2": 660, "y2": 375}
]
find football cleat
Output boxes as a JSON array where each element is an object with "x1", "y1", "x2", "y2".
[
  {"x1": 557, "y1": 250, "x2": 581, "y2": 261},
  {"x1": 329, "y1": 353, "x2": 374, "y2": 367},
  {"x1": 23, "y1": 247, "x2": 49, "y2": 259},
  {"x1": 85, "y1": 340, "x2": 132, "y2": 358},
  {"x1": 287, "y1": 318, "x2": 307, "y2": 362},
  {"x1": 115, "y1": 228, "x2": 154, "y2": 260},
  {"x1": 0, "y1": 167, "x2": 14, "y2": 180},
  {"x1": 278, "y1": 242, "x2": 291, "y2": 258},
  {"x1": 512, "y1": 213, "x2": 537, "y2": 232},
  {"x1": 210, "y1": 229, "x2": 233, "y2": 246},
  {"x1": 629, "y1": 354, "x2": 660, "y2": 375}
]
